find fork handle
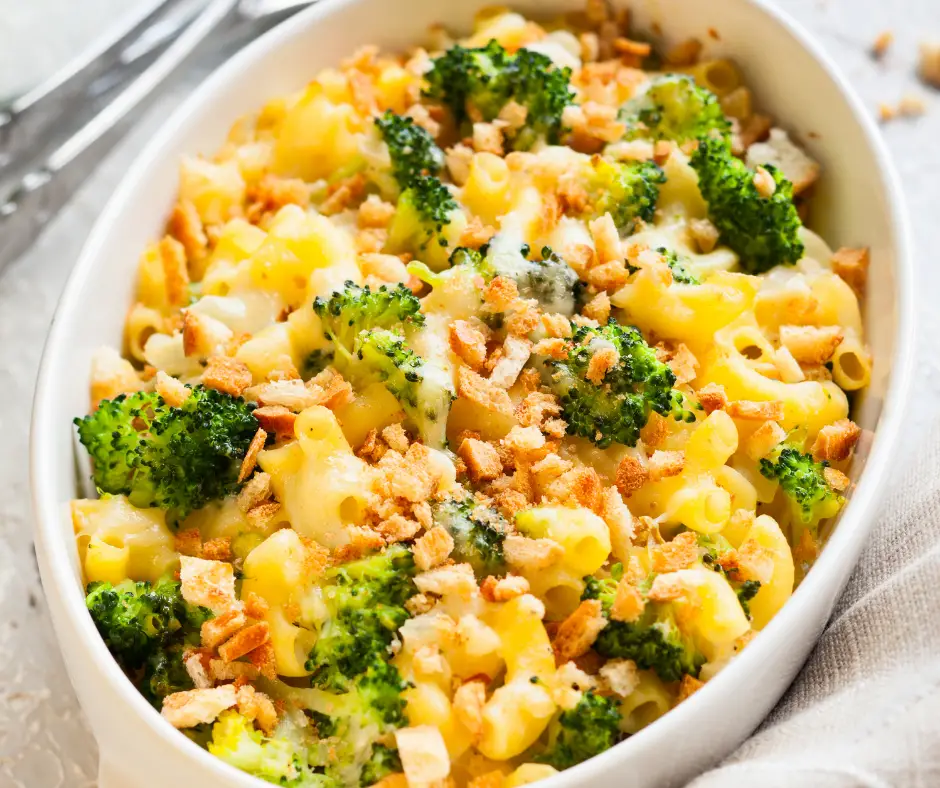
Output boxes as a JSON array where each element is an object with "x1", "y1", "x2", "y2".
[{"x1": 0, "y1": 0, "x2": 242, "y2": 274}]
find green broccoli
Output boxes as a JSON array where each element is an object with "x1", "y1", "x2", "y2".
[
  {"x1": 309, "y1": 656, "x2": 409, "y2": 787},
  {"x1": 690, "y1": 135, "x2": 804, "y2": 274},
  {"x1": 620, "y1": 74, "x2": 729, "y2": 142},
  {"x1": 374, "y1": 110, "x2": 444, "y2": 190},
  {"x1": 313, "y1": 281, "x2": 425, "y2": 358},
  {"x1": 300, "y1": 547, "x2": 414, "y2": 783},
  {"x1": 302, "y1": 349, "x2": 335, "y2": 379},
  {"x1": 536, "y1": 691, "x2": 622, "y2": 769},
  {"x1": 759, "y1": 445, "x2": 844, "y2": 525},
  {"x1": 735, "y1": 580, "x2": 762, "y2": 619},
  {"x1": 360, "y1": 744, "x2": 403, "y2": 787},
  {"x1": 75, "y1": 385, "x2": 260, "y2": 520},
  {"x1": 85, "y1": 576, "x2": 212, "y2": 705},
  {"x1": 585, "y1": 158, "x2": 666, "y2": 235},
  {"x1": 658, "y1": 247, "x2": 700, "y2": 285},
  {"x1": 537, "y1": 319, "x2": 696, "y2": 449},
  {"x1": 697, "y1": 534, "x2": 762, "y2": 619},
  {"x1": 350, "y1": 329, "x2": 455, "y2": 448},
  {"x1": 306, "y1": 544, "x2": 416, "y2": 689},
  {"x1": 582, "y1": 572, "x2": 705, "y2": 682},
  {"x1": 432, "y1": 497, "x2": 508, "y2": 577},
  {"x1": 385, "y1": 174, "x2": 460, "y2": 265},
  {"x1": 208, "y1": 710, "x2": 337, "y2": 787},
  {"x1": 423, "y1": 40, "x2": 575, "y2": 150}
]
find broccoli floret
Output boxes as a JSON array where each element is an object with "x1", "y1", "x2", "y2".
[
  {"x1": 536, "y1": 691, "x2": 622, "y2": 769},
  {"x1": 585, "y1": 158, "x2": 666, "y2": 235},
  {"x1": 302, "y1": 349, "x2": 335, "y2": 379},
  {"x1": 350, "y1": 329, "x2": 454, "y2": 448},
  {"x1": 360, "y1": 744, "x2": 402, "y2": 787},
  {"x1": 313, "y1": 281, "x2": 425, "y2": 359},
  {"x1": 759, "y1": 445, "x2": 844, "y2": 525},
  {"x1": 208, "y1": 710, "x2": 336, "y2": 787},
  {"x1": 423, "y1": 40, "x2": 574, "y2": 150},
  {"x1": 735, "y1": 580, "x2": 762, "y2": 619},
  {"x1": 582, "y1": 571, "x2": 704, "y2": 682},
  {"x1": 697, "y1": 534, "x2": 762, "y2": 619},
  {"x1": 621, "y1": 74, "x2": 729, "y2": 142},
  {"x1": 75, "y1": 386, "x2": 260, "y2": 519},
  {"x1": 432, "y1": 497, "x2": 508, "y2": 577},
  {"x1": 537, "y1": 319, "x2": 696, "y2": 448},
  {"x1": 448, "y1": 240, "x2": 581, "y2": 315},
  {"x1": 374, "y1": 110, "x2": 444, "y2": 190},
  {"x1": 690, "y1": 135, "x2": 804, "y2": 274},
  {"x1": 385, "y1": 174, "x2": 460, "y2": 265},
  {"x1": 306, "y1": 544, "x2": 416, "y2": 689},
  {"x1": 85, "y1": 576, "x2": 211, "y2": 705},
  {"x1": 310, "y1": 656, "x2": 409, "y2": 787},
  {"x1": 658, "y1": 247, "x2": 700, "y2": 284}
]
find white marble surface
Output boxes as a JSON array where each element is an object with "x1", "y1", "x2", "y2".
[{"x1": 0, "y1": 1, "x2": 937, "y2": 785}]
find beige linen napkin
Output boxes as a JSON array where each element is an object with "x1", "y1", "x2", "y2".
[{"x1": 691, "y1": 423, "x2": 940, "y2": 788}]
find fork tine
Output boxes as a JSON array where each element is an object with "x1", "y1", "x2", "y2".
[
  {"x1": 0, "y1": 0, "x2": 244, "y2": 274},
  {"x1": 0, "y1": 0, "x2": 191, "y2": 183}
]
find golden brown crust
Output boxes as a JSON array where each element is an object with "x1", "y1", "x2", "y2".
[
  {"x1": 727, "y1": 399, "x2": 786, "y2": 422},
  {"x1": 651, "y1": 531, "x2": 698, "y2": 574},
  {"x1": 218, "y1": 622, "x2": 271, "y2": 663},
  {"x1": 552, "y1": 599, "x2": 608, "y2": 664},
  {"x1": 448, "y1": 320, "x2": 488, "y2": 370},
  {"x1": 458, "y1": 438, "x2": 502, "y2": 483},
  {"x1": 812, "y1": 418, "x2": 861, "y2": 462},
  {"x1": 202, "y1": 356, "x2": 252, "y2": 397},
  {"x1": 479, "y1": 574, "x2": 530, "y2": 603},
  {"x1": 238, "y1": 428, "x2": 268, "y2": 483},
  {"x1": 252, "y1": 405, "x2": 297, "y2": 437},
  {"x1": 831, "y1": 247, "x2": 869, "y2": 295},
  {"x1": 616, "y1": 455, "x2": 649, "y2": 496},
  {"x1": 456, "y1": 366, "x2": 513, "y2": 418},
  {"x1": 696, "y1": 382, "x2": 728, "y2": 413},
  {"x1": 412, "y1": 527, "x2": 455, "y2": 572}
]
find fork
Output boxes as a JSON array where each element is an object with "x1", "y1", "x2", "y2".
[{"x1": 0, "y1": 0, "x2": 314, "y2": 275}]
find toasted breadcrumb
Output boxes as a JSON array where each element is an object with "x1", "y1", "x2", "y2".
[
  {"x1": 480, "y1": 574, "x2": 530, "y2": 603},
  {"x1": 677, "y1": 674, "x2": 705, "y2": 703},
  {"x1": 553, "y1": 599, "x2": 607, "y2": 664},
  {"x1": 180, "y1": 556, "x2": 239, "y2": 614},
  {"x1": 616, "y1": 455, "x2": 649, "y2": 496},
  {"x1": 651, "y1": 531, "x2": 698, "y2": 574},
  {"x1": 503, "y1": 534, "x2": 563, "y2": 571},
  {"x1": 824, "y1": 466, "x2": 850, "y2": 492},
  {"x1": 452, "y1": 680, "x2": 487, "y2": 742},
  {"x1": 696, "y1": 383, "x2": 728, "y2": 413},
  {"x1": 812, "y1": 418, "x2": 861, "y2": 462},
  {"x1": 412, "y1": 527, "x2": 455, "y2": 571},
  {"x1": 414, "y1": 563, "x2": 477, "y2": 597},
  {"x1": 202, "y1": 356, "x2": 252, "y2": 397},
  {"x1": 456, "y1": 366, "x2": 513, "y2": 418},
  {"x1": 831, "y1": 247, "x2": 869, "y2": 295},
  {"x1": 727, "y1": 399, "x2": 785, "y2": 421},
  {"x1": 746, "y1": 420, "x2": 786, "y2": 461},
  {"x1": 252, "y1": 405, "x2": 297, "y2": 437},
  {"x1": 161, "y1": 685, "x2": 237, "y2": 729},
  {"x1": 218, "y1": 622, "x2": 271, "y2": 663},
  {"x1": 648, "y1": 450, "x2": 685, "y2": 481}
]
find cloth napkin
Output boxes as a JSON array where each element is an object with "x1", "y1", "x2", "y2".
[{"x1": 691, "y1": 421, "x2": 940, "y2": 788}]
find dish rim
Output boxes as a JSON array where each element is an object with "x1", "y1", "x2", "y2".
[{"x1": 29, "y1": 0, "x2": 915, "y2": 785}]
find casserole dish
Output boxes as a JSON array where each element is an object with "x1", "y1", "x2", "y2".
[{"x1": 30, "y1": 0, "x2": 913, "y2": 786}]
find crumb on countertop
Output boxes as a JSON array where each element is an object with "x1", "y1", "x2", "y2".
[
  {"x1": 871, "y1": 30, "x2": 893, "y2": 60},
  {"x1": 919, "y1": 41, "x2": 940, "y2": 89}
]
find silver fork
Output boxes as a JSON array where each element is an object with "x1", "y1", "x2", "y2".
[{"x1": 0, "y1": 0, "x2": 314, "y2": 275}]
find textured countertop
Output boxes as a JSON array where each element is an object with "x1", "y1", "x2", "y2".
[{"x1": 0, "y1": 1, "x2": 937, "y2": 785}]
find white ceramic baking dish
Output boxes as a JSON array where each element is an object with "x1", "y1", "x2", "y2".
[{"x1": 30, "y1": 0, "x2": 914, "y2": 786}]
